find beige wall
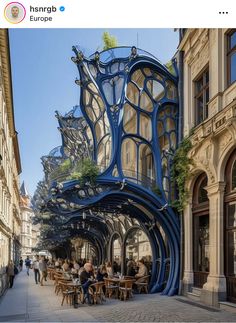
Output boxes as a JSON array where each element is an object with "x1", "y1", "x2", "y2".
[
  {"x1": 0, "y1": 29, "x2": 22, "y2": 296},
  {"x1": 180, "y1": 28, "x2": 236, "y2": 306}
]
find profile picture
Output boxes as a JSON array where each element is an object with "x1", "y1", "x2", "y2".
[{"x1": 4, "y1": 2, "x2": 26, "y2": 24}]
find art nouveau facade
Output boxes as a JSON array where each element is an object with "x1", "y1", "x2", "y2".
[
  {"x1": 180, "y1": 29, "x2": 236, "y2": 307},
  {"x1": 0, "y1": 29, "x2": 21, "y2": 295}
]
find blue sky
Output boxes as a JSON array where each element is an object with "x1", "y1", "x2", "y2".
[{"x1": 9, "y1": 29, "x2": 179, "y2": 195}]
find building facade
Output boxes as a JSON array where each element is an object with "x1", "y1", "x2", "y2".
[
  {"x1": 0, "y1": 29, "x2": 22, "y2": 296},
  {"x1": 180, "y1": 29, "x2": 236, "y2": 306},
  {"x1": 20, "y1": 182, "x2": 39, "y2": 260}
]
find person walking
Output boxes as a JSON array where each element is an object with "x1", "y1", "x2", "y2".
[
  {"x1": 32, "y1": 255, "x2": 41, "y2": 284},
  {"x1": 39, "y1": 256, "x2": 47, "y2": 286},
  {"x1": 19, "y1": 257, "x2": 23, "y2": 272},
  {"x1": 25, "y1": 256, "x2": 31, "y2": 276},
  {"x1": 6, "y1": 260, "x2": 18, "y2": 288}
]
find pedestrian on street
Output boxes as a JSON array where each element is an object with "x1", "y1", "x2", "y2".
[
  {"x1": 19, "y1": 257, "x2": 23, "y2": 272},
  {"x1": 25, "y1": 256, "x2": 31, "y2": 276},
  {"x1": 39, "y1": 256, "x2": 47, "y2": 286},
  {"x1": 32, "y1": 255, "x2": 41, "y2": 284},
  {"x1": 6, "y1": 260, "x2": 18, "y2": 288}
]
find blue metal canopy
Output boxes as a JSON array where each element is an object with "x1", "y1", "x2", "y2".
[{"x1": 33, "y1": 46, "x2": 180, "y2": 296}]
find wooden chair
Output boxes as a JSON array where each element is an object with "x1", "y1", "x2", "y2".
[
  {"x1": 56, "y1": 279, "x2": 72, "y2": 295},
  {"x1": 119, "y1": 279, "x2": 135, "y2": 301},
  {"x1": 89, "y1": 281, "x2": 105, "y2": 304},
  {"x1": 134, "y1": 275, "x2": 150, "y2": 294},
  {"x1": 104, "y1": 278, "x2": 119, "y2": 299},
  {"x1": 60, "y1": 282, "x2": 75, "y2": 306}
]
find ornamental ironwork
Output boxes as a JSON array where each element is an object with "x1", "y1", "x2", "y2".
[{"x1": 33, "y1": 46, "x2": 180, "y2": 296}]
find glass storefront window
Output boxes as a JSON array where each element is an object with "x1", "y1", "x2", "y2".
[
  {"x1": 227, "y1": 231, "x2": 236, "y2": 276},
  {"x1": 193, "y1": 215, "x2": 210, "y2": 272},
  {"x1": 227, "y1": 203, "x2": 236, "y2": 228}
]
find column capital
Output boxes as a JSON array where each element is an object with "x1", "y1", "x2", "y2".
[{"x1": 205, "y1": 181, "x2": 226, "y2": 197}]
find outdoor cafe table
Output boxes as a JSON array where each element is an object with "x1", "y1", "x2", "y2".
[
  {"x1": 65, "y1": 282, "x2": 82, "y2": 307},
  {"x1": 106, "y1": 277, "x2": 136, "y2": 300}
]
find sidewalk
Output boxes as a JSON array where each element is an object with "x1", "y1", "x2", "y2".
[
  {"x1": 0, "y1": 269, "x2": 96, "y2": 322},
  {"x1": 0, "y1": 269, "x2": 236, "y2": 322}
]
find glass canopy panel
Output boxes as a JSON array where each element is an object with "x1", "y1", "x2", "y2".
[
  {"x1": 85, "y1": 107, "x2": 96, "y2": 123},
  {"x1": 157, "y1": 120, "x2": 164, "y2": 136},
  {"x1": 110, "y1": 62, "x2": 119, "y2": 73},
  {"x1": 114, "y1": 76, "x2": 124, "y2": 104},
  {"x1": 97, "y1": 134, "x2": 112, "y2": 172},
  {"x1": 121, "y1": 139, "x2": 137, "y2": 180},
  {"x1": 139, "y1": 144, "x2": 155, "y2": 184},
  {"x1": 88, "y1": 63, "x2": 98, "y2": 78},
  {"x1": 170, "y1": 132, "x2": 176, "y2": 150},
  {"x1": 139, "y1": 113, "x2": 152, "y2": 140},
  {"x1": 147, "y1": 80, "x2": 165, "y2": 101},
  {"x1": 159, "y1": 134, "x2": 170, "y2": 152},
  {"x1": 165, "y1": 117, "x2": 175, "y2": 132},
  {"x1": 123, "y1": 104, "x2": 137, "y2": 134},
  {"x1": 88, "y1": 82, "x2": 98, "y2": 94},
  {"x1": 102, "y1": 80, "x2": 113, "y2": 105},
  {"x1": 131, "y1": 69, "x2": 146, "y2": 89},
  {"x1": 95, "y1": 120, "x2": 105, "y2": 143},
  {"x1": 166, "y1": 81, "x2": 178, "y2": 100},
  {"x1": 140, "y1": 91, "x2": 153, "y2": 112},
  {"x1": 126, "y1": 82, "x2": 139, "y2": 106},
  {"x1": 143, "y1": 68, "x2": 152, "y2": 77},
  {"x1": 83, "y1": 90, "x2": 91, "y2": 106}
]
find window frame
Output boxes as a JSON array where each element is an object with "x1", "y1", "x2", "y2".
[
  {"x1": 227, "y1": 29, "x2": 236, "y2": 86},
  {"x1": 194, "y1": 68, "x2": 209, "y2": 126}
]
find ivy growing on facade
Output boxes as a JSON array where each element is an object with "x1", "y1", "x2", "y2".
[{"x1": 171, "y1": 136, "x2": 194, "y2": 212}]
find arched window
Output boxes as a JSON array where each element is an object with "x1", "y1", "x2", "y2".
[
  {"x1": 225, "y1": 149, "x2": 236, "y2": 303},
  {"x1": 192, "y1": 173, "x2": 209, "y2": 288}
]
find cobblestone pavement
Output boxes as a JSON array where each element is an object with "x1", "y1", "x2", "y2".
[{"x1": 0, "y1": 270, "x2": 236, "y2": 322}]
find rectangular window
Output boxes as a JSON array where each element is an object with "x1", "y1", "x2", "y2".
[
  {"x1": 227, "y1": 30, "x2": 236, "y2": 86},
  {"x1": 194, "y1": 68, "x2": 209, "y2": 126}
]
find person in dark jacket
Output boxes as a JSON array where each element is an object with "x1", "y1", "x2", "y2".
[
  {"x1": 19, "y1": 257, "x2": 23, "y2": 271},
  {"x1": 25, "y1": 256, "x2": 31, "y2": 276},
  {"x1": 80, "y1": 262, "x2": 94, "y2": 304},
  {"x1": 6, "y1": 260, "x2": 17, "y2": 288}
]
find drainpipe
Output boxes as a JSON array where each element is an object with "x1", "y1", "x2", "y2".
[{"x1": 178, "y1": 49, "x2": 184, "y2": 295}]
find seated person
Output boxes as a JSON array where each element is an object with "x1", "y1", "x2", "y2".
[
  {"x1": 135, "y1": 259, "x2": 148, "y2": 280},
  {"x1": 105, "y1": 261, "x2": 113, "y2": 278},
  {"x1": 62, "y1": 259, "x2": 70, "y2": 272},
  {"x1": 126, "y1": 259, "x2": 136, "y2": 277},
  {"x1": 96, "y1": 265, "x2": 108, "y2": 282},
  {"x1": 80, "y1": 263, "x2": 94, "y2": 304}
]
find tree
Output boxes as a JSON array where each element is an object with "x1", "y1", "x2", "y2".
[{"x1": 102, "y1": 31, "x2": 118, "y2": 50}]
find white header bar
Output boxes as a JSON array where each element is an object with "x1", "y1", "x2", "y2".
[{"x1": 0, "y1": 0, "x2": 235, "y2": 28}]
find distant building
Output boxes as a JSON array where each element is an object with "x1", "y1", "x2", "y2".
[
  {"x1": 0, "y1": 29, "x2": 22, "y2": 296},
  {"x1": 20, "y1": 182, "x2": 40, "y2": 260}
]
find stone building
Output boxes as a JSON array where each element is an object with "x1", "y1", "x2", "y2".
[
  {"x1": 0, "y1": 29, "x2": 22, "y2": 296},
  {"x1": 180, "y1": 29, "x2": 236, "y2": 306},
  {"x1": 20, "y1": 182, "x2": 36, "y2": 260}
]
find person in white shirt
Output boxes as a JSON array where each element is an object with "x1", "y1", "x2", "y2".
[{"x1": 32, "y1": 255, "x2": 40, "y2": 284}]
